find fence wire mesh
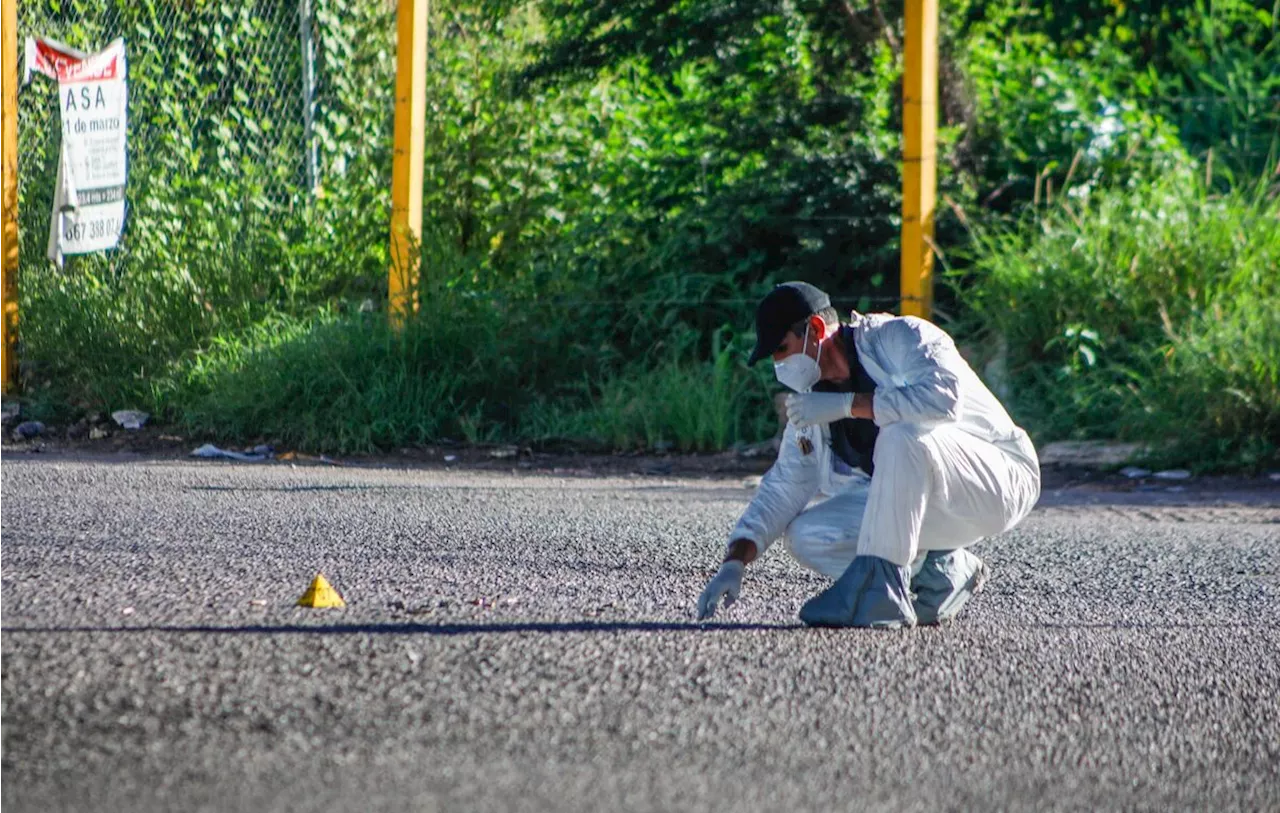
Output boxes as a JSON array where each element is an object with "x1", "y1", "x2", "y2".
[
  {"x1": 15, "y1": 0, "x2": 382, "y2": 276},
  {"x1": 11, "y1": 0, "x2": 395, "y2": 396},
  {"x1": 18, "y1": 0, "x2": 316, "y2": 209}
]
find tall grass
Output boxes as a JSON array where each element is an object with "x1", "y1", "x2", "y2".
[
  {"x1": 159, "y1": 313, "x2": 467, "y2": 452},
  {"x1": 18, "y1": 196, "x2": 387, "y2": 420},
  {"x1": 950, "y1": 170, "x2": 1280, "y2": 470},
  {"x1": 524, "y1": 328, "x2": 777, "y2": 452},
  {"x1": 24, "y1": 166, "x2": 1277, "y2": 469},
  {"x1": 154, "y1": 298, "x2": 776, "y2": 454}
]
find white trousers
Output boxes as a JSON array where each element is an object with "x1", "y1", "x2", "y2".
[{"x1": 783, "y1": 422, "x2": 1041, "y2": 576}]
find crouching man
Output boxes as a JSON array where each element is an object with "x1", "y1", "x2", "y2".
[{"x1": 696, "y1": 282, "x2": 1040, "y2": 628}]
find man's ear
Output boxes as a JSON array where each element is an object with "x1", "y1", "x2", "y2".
[{"x1": 808, "y1": 314, "x2": 828, "y2": 341}]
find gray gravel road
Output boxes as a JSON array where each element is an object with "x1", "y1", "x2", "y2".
[{"x1": 3, "y1": 457, "x2": 1279, "y2": 813}]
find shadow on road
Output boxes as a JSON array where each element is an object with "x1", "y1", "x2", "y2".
[
  {"x1": 186, "y1": 485, "x2": 417, "y2": 493},
  {"x1": 5, "y1": 620, "x2": 1261, "y2": 637},
  {"x1": 1, "y1": 620, "x2": 795, "y2": 636}
]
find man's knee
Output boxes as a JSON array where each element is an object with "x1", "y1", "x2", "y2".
[
  {"x1": 782, "y1": 493, "x2": 866, "y2": 578},
  {"x1": 782, "y1": 530, "x2": 811, "y2": 564},
  {"x1": 783, "y1": 517, "x2": 822, "y2": 567},
  {"x1": 783, "y1": 527, "x2": 852, "y2": 580}
]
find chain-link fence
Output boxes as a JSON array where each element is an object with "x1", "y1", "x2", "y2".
[
  {"x1": 11, "y1": 0, "x2": 394, "y2": 399},
  {"x1": 17, "y1": 0, "x2": 319, "y2": 267}
]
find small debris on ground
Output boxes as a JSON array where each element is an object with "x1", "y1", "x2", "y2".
[
  {"x1": 12, "y1": 420, "x2": 45, "y2": 440},
  {"x1": 585, "y1": 601, "x2": 619, "y2": 617},
  {"x1": 1119, "y1": 466, "x2": 1152, "y2": 479},
  {"x1": 278, "y1": 450, "x2": 341, "y2": 466},
  {"x1": 190, "y1": 443, "x2": 273, "y2": 462},
  {"x1": 389, "y1": 599, "x2": 437, "y2": 616},
  {"x1": 89, "y1": 427, "x2": 110, "y2": 440},
  {"x1": 1153, "y1": 469, "x2": 1192, "y2": 481},
  {"x1": 111, "y1": 410, "x2": 150, "y2": 430},
  {"x1": 737, "y1": 439, "x2": 778, "y2": 458}
]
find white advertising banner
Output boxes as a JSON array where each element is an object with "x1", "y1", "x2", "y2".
[{"x1": 24, "y1": 37, "x2": 128, "y2": 265}]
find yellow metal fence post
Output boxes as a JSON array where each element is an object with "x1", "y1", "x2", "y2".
[
  {"x1": 388, "y1": 0, "x2": 428, "y2": 326},
  {"x1": 2, "y1": 0, "x2": 19, "y2": 392},
  {"x1": 900, "y1": 0, "x2": 938, "y2": 321}
]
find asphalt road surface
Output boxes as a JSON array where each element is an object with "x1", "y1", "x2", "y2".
[{"x1": 3, "y1": 456, "x2": 1279, "y2": 812}]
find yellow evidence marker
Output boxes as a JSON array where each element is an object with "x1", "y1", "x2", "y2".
[{"x1": 296, "y1": 573, "x2": 346, "y2": 608}]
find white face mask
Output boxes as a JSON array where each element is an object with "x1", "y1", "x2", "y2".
[{"x1": 773, "y1": 324, "x2": 823, "y2": 392}]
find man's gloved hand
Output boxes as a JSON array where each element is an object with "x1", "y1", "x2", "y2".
[
  {"x1": 785, "y1": 392, "x2": 854, "y2": 428},
  {"x1": 696, "y1": 560, "x2": 745, "y2": 620}
]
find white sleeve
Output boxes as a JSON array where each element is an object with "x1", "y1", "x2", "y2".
[
  {"x1": 869, "y1": 318, "x2": 964, "y2": 427},
  {"x1": 727, "y1": 422, "x2": 821, "y2": 557}
]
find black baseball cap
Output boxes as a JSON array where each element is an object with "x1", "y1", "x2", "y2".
[{"x1": 747, "y1": 282, "x2": 832, "y2": 366}]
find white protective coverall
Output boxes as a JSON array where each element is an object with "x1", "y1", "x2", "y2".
[{"x1": 727, "y1": 313, "x2": 1041, "y2": 574}]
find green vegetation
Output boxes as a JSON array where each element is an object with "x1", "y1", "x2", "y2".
[
  {"x1": 155, "y1": 299, "x2": 775, "y2": 453},
  {"x1": 12, "y1": 0, "x2": 1279, "y2": 468},
  {"x1": 953, "y1": 173, "x2": 1279, "y2": 469}
]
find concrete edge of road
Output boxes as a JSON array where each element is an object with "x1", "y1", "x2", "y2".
[{"x1": 3, "y1": 439, "x2": 1277, "y2": 509}]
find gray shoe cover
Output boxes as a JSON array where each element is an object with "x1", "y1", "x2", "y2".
[
  {"x1": 911, "y1": 548, "x2": 990, "y2": 625},
  {"x1": 799, "y1": 555, "x2": 917, "y2": 629}
]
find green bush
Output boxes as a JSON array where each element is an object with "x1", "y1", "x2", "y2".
[
  {"x1": 159, "y1": 298, "x2": 776, "y2": 454},
  {"x1": 1155, "y1": 291, "x2": 1280, "y2": 469},
  {"x1": 160, "y1": 309, "x2": 477, "y2": 452},
  {"x1": 524, "y1": 327, "x2": 777, "y2": 452},
  {"x1": 951, "y1": 170, "x2": 1280, "y2": 471}
]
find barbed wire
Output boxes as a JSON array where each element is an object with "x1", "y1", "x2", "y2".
[
  {"x1": 968, "y1": 149, "x2": 1278, "y2": 163},
  {"x1": 984, "y1": 94, "x2": 1280, "y2": 105},
  {"x1": 1145, "y1": 94, "x2": 1280, "y2": 104},
  {"x1": 441, "y1": 293, "x2": 905, "y2": 305},
  {"x1": 35, "y1": 288, "x2": 906, "y2": 307}
]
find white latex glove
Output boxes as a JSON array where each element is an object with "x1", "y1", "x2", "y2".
[
  {"x1": 696, "y1": 560, "x2": 745, "y2": 620},
  {"x1": 784, "y1": 392, "x2": 854, "y2": 428}
]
